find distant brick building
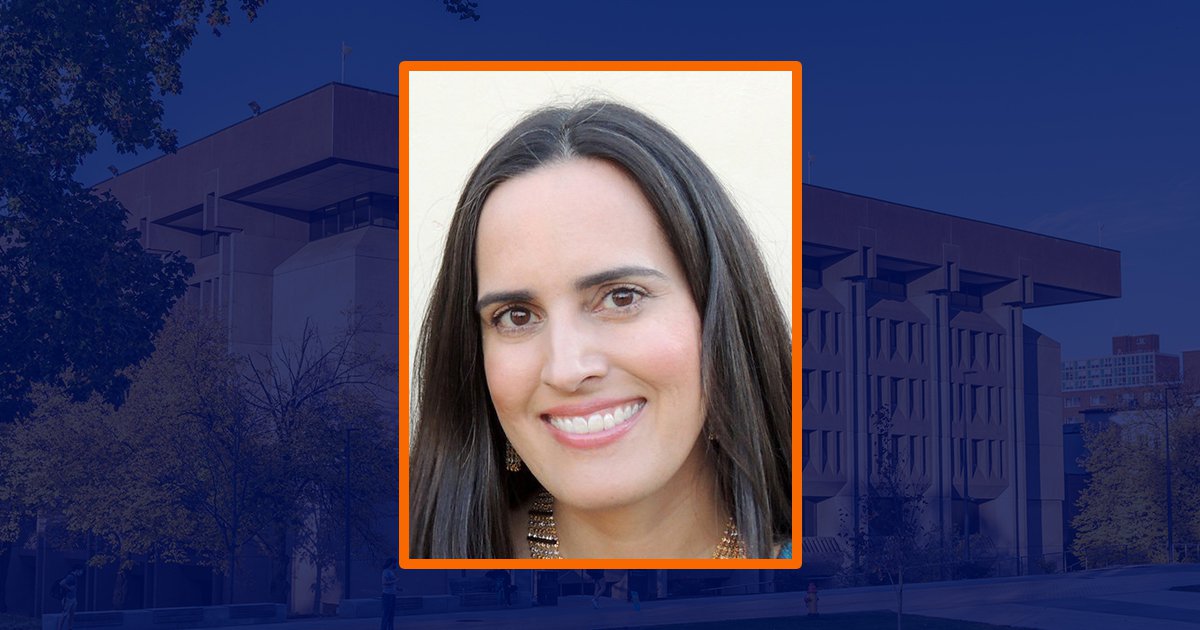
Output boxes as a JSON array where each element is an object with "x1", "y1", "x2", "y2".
[
  {"x1": 1061, "y1": 334, "x2": 1186, "y2": 423},
  {"x1": 1183, "y1": 350, "x2": 1200, "y2": 391}
]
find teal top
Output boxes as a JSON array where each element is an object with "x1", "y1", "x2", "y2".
[{"x1": 777, "y1": 540, "x2": 792, "y2": 559}]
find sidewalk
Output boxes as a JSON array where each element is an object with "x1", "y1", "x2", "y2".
[{"x1": 221, "y1": 564, "x2": 1200, "y2": 629}]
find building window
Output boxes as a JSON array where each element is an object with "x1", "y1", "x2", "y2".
[
  {"x1": 949, "y1": 291, "x2": 982, "y2": 311},
  {"x1": 200, "y1": 231, "x2": 220, "y2": 257},
  {"x1": 338, "y1": 199, "x2": 355, "y2": 233},
  {"x1": 868, "y1": 269, "x2": 908, "y2": 301},
  {"x1": 309, "y1": 193, "x2": 398, "y2": 241},
  {"x1": 371, "y1": 195, "x2": 398, "y2": 228},
  {"x1": 354, "y1": 195, "x2": 370, "y2": 227},
  {"x1": 322, "y1": 205, "x2": 338, "y2": 236}
]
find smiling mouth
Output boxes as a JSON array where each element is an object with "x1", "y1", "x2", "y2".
[{"x1": 543, "y1": 401, "x2": 646, "y2": 435}]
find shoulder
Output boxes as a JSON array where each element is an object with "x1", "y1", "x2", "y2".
[{"x1": 774, "y1": 540, "x2": 792, "y2": 559}]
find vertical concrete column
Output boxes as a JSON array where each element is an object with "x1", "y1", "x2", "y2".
[
  {"x1": 849, "y1": 278, "x2": 869, "y2": 552},
  {"x1": 932, "y1": 293, "x2": 952, "y2": 549},
  {"x1": 1007, "y1": 304, "x2": 1029, "y2": 570}
]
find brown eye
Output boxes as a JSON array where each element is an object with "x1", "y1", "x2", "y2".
[
  {"x1": 493, "y1": 306, "x2": 539, "y2": 333},
  {"x1": 508, "y1": 309, "x2": 531, "y2": 326},
  {"x1": 610, "y1": 290, "x2": 635, "y2": 307},
  {"x1": 600, "y1": 286, "x2": 646, "y2": 311}
]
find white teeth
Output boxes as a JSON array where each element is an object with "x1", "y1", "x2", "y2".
[{"x1": 549, "y1": 402, "x2": 644, "y2": 435}]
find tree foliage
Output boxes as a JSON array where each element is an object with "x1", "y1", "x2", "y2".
[
  {"x1": 0, "y1": 187, "x2": 193, "y2": 420},
  {"x1": 0, "y1": 0, "x2": 266, "y2": 421},
  {"x1": 1072, "y1": 389, "x2": 1200, "y2": 567},
  {"x1": 0, "y1": 307, "x2": 396, "y2": 606},
  {"x1": 442, "y1": 0, "x2": 480, "y2": 21},
  {"x1": 1, "y1": 0, "x2": 264, "y2": 170},
  {"x1": 3, "y1": 384, "x2": 197, "y2": 608},
  {"x1": 242, "y1": 310, "x2": 397, "y2": 602}
]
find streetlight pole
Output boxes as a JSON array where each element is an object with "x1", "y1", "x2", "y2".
[
  {"x1": 963, "y1": 438, "x2": 971, "y2": 563},
  {"x1": 1165, "y1": 386, "x2": 1174, "y2": 563},
  {"x1": 961, "y1": 370, "x2": 978, "y2": 563},
  {"x1": 345, "y1": 427, "x2": 353, "y2": 598}
]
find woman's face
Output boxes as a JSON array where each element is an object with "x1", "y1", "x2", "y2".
[{"x1": 475, "y1": 158, "x2": 707, "y2": 513}]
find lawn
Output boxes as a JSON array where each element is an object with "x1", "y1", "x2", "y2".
[{"x1": 600, "y1": 610, "x2": 1032, "y2": 629}]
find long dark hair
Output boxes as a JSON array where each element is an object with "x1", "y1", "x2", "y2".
[{"x1": 410, "y1": 101, "x2": 791, "y2": 558}]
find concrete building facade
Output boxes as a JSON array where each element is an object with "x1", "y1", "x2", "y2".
[
  {"x1": 107, "y1": 83, "x2": 400, "y2": 613},
  {"x1": 3, "y1": 83, "x2": 1131, "y2": 616},
  {"x1": 801, "y1": 186, "x2": 1121, "y2": 572}
]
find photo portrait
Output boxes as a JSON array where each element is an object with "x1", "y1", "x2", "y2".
[{"x1": 404, "y1": 64, "x2": 798, "y2": 564}]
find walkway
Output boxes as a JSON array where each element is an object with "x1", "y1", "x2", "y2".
[{"x1": 248, "y1": 564, "x2": 1200, "y2": 629}]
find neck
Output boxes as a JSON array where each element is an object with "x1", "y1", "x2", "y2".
[{"x1": 552, "y1": 440, "x2": 725, "y2": 558}]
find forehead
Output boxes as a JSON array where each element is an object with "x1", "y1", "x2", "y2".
[{"x1": 475, "y1": 159, "x2": 679, "y2": 292}]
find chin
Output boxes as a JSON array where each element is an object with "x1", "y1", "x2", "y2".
[{"x1": 546, "y1": 476, "x2": 652, "y2": 512}]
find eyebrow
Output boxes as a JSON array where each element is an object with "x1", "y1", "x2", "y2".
[
  {"x1": 475, "y1": 290, "x2": 534, "y2": 314},
  {"x1": 573, "y1": 265, "x2": 667, "y2": 291},
  {"x1": 475, "y1": 266, "x2": 668, "y2": 313}
]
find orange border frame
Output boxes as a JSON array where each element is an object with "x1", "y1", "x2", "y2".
[{"x1": 398, "y1": 61, "x2": 802, "y2": 570}]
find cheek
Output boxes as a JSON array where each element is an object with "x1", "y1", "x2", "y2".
[
  {"x1": 482, "y1": 341, "x2": 540, "y2": 419},
  {"x1": 620, "y1": 312, "x2": 703, "y2": 399}
]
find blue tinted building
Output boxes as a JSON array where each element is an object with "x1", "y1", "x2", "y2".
[{"x1": 801, "y1": 185, "x2": 1121, "y2": 574}]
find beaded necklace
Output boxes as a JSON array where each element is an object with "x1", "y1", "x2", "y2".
[{"x1": 526, "y1": 491, "x2": 746, "y2": 559}]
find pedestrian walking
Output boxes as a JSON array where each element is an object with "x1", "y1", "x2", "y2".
[
  {"x1": 55, "y1": 568, "x2": 83, "y2": 630},
  {"x1": 485, "y1": 569, "x2": 515, "y2": 606},
  {"x1": 587, "y1": 569, "x2": 604, "y2": 609},
  {"x1": 380, "y1": 558, "x2": 398, "y2": 630}
]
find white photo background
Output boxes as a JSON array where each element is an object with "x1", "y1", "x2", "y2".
[{"x1": 407, "y1": 69, "x2": 794, "y2": 408}]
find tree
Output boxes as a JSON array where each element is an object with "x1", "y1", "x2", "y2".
[
  {"x1": 242, "y1": 311, "x2": 397, "y2": 604},
  {"x1": 840, "y1": 405, "x2": 942, "y2": 630},
  {"x1": 107, "y1": 307, "x2": 397, "y2": 605},
  {"x1": 2, "y1": 386, "x2": 198, "y2": 609},
  {"x1": 0, "y1": 0, "x2": 268, "y2": 421},
  {"x1": 0, "y1": 187, "x2": 192, "y2": 420},
  {"x1": 0, "y1": 0, "x2": 266, "y2": 610},
  {"x1": 1072, "y1": 388, "x2": 1200, "y2": 567},
  {"x1": 442, "y1": 0, "x2": 481, "y2": 21},
  {"x1": 0, "y1": 307, "x2": 397, "y2": 607},
  {"x1": 0, "y1": 310, "x2": 270, "y2": 607},
  {"x1": 122, "y1": 308, "x2": 282, "y2": 603}
]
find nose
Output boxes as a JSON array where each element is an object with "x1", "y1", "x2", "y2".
[{"x1": 540, "y1": 314, "x2": 607, "y2": 393}]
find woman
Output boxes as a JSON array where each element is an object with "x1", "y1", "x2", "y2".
[{"x1": 410, "y1": 101, "x2": 791, "y2": 558}]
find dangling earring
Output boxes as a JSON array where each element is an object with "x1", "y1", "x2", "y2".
[
  {"x1": 706, "y1": 425, "x2": 718, "y2": 442},
  {"x1": 505, "y1": 440, "x2": 523, "y2": 472}
]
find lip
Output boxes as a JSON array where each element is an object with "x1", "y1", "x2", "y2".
[
  {"x1": 541, "y1": 397, "x2": 646, "y2": 449},
  {"x1": 540, "y1": 397, "x2": 644, "y2": 418}
]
